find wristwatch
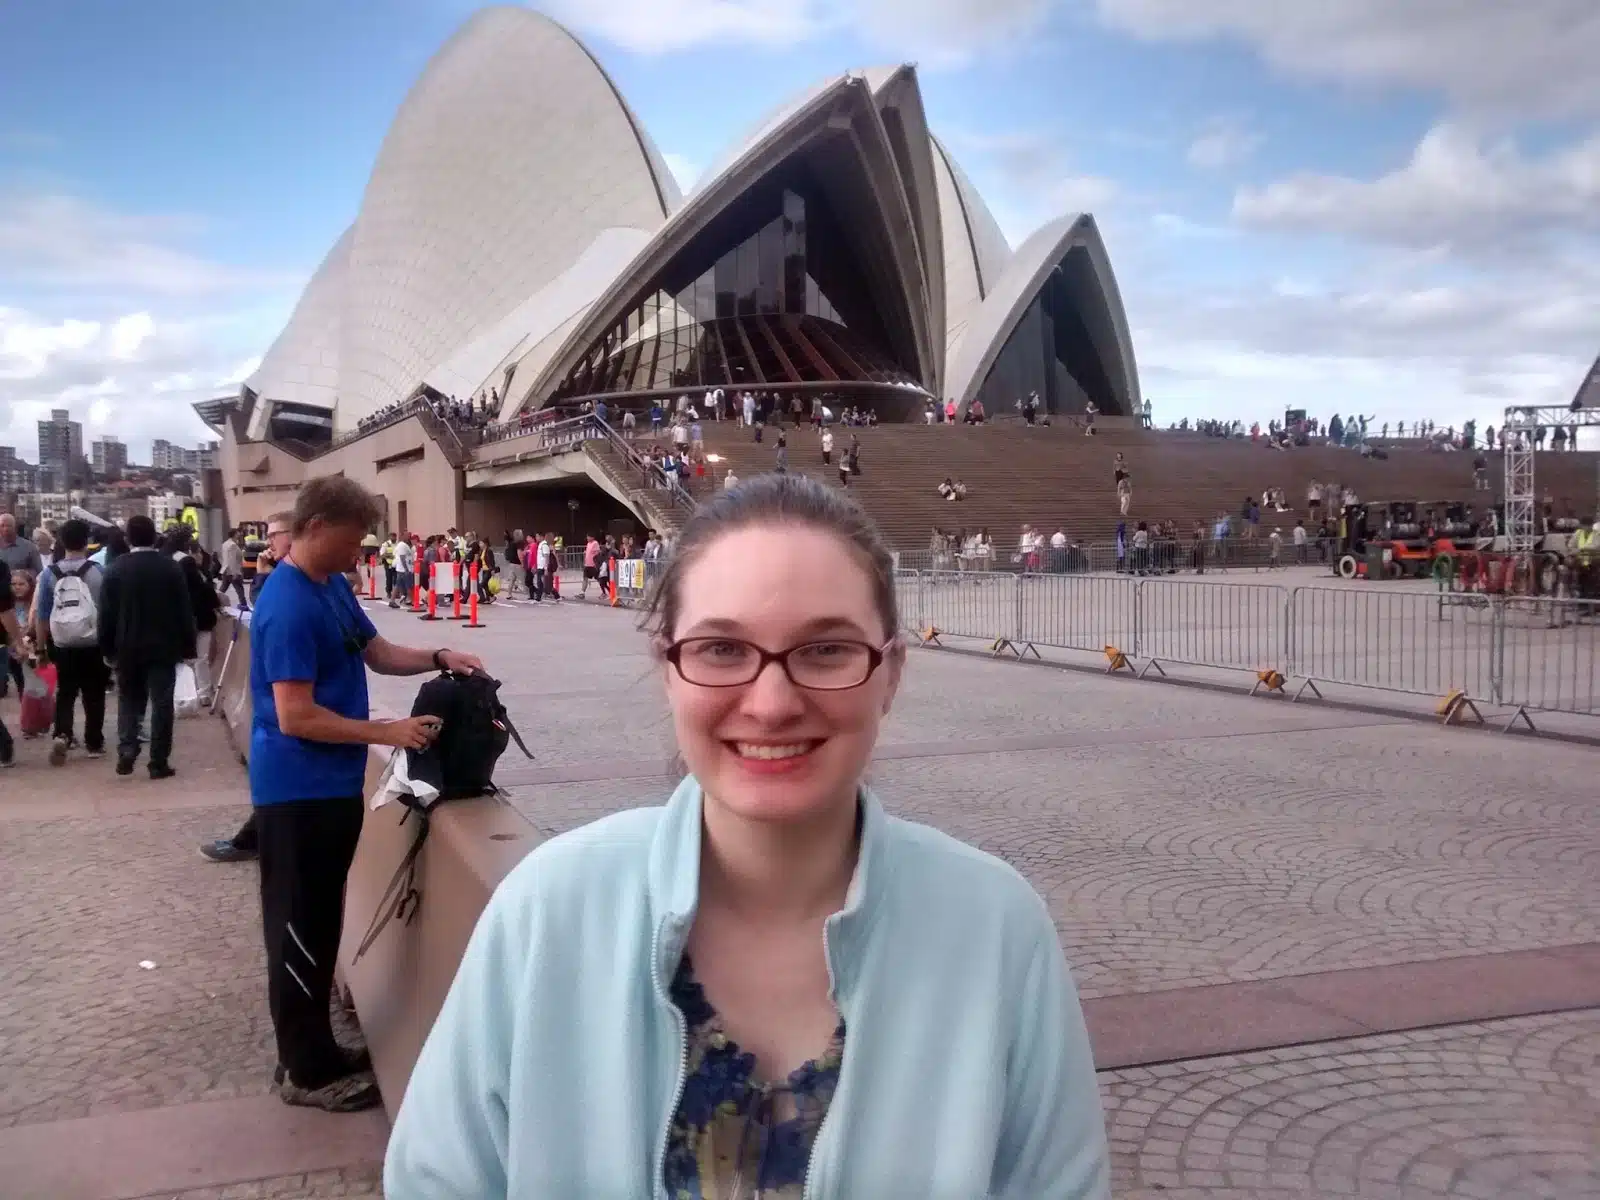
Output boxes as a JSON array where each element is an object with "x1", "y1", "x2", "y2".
[{"x1": 433, "y1": 649, "x2": 448, "y2": 672}]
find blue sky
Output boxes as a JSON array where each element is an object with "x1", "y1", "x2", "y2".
[{"x1": 3, "y1": 0, "x2": 1598, "y2": 460}]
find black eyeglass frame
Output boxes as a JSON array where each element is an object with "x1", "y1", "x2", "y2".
[{"x1": 663, "y1": 636, "x2": 895, "y2": 691}]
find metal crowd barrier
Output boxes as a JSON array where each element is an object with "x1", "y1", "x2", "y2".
[
  {"x1": 1496, "y1": 597, "x2": 1600, "y2": 716},
  {"x1": 1288, "y1": 586, "x2": 1496, "y2": 702},
  {"x1": 896, "y1": 536, "x2": 1336, "y2": 577},
  {"x1": 894, "y1": 568, "x2": 1600, "y2": 728}
]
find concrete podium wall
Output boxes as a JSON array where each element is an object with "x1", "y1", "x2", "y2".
[{"x1": 212, "y1": 614, "x2": 544, "y2": 1116}]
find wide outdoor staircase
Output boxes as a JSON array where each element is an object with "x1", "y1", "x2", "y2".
[{"x1": 664, "y1": 419, "x2": 1599, "y2": 551}]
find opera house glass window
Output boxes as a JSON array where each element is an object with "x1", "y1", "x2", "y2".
[{"x1": 553, "y1": 181, "x2": 919, "y2": 401}]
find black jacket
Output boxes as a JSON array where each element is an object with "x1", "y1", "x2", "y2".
[
  {"x1": 98, "y1": 549, "x2": 198, "y2": 667},
  {"x1": 176, "y1": 554, "x2": 222, "y2": 633}
]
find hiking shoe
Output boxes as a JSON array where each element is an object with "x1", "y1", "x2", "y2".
[
  {"x1": 199, "y1": 838, "x2": 257, "y2": 863},
  {"x1": 272, "y1": 1047, "x2": 371, "y2": 1088},
  {"x1": 148, "y1": 763, "x2": 176, "y2": 781},
  {"x1": 49, "y1": 736, "x2": 70, "y2": 767},
  {"x1": 277, "y1": 1071, "x2": 381, "y2": 1113},
  {"x1": 115, "y1": 756, "x2": 135, "y2": 776}
]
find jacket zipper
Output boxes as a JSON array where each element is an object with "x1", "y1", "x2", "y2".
[
  {"x1": 801, "y1": 919, "x2": 839, "y2": 1200},
  {"x1": 652, "y1": 919, "x2": 689, "y2": 1200}
]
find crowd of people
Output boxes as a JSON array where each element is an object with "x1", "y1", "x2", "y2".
[
  {"x1": 353, "y1": 389, "x2": 505, "y2": 441},
  {"x1": 0, "y1": 510, "x2": 223, "y2": 774}
]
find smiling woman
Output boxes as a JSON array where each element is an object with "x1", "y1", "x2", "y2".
[{"x1": 384, "y1": 473, "x2": 1111, "y2": 1200}]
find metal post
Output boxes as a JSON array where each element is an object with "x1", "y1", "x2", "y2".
[
  {"x1": 1489, "y1": 596, "x2": 1505, "y2": 706},
  {"x1": 1503, "y1": 405, "x2": 1538, "y2": 559}
]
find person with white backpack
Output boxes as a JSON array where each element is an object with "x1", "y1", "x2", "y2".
[{"x1": 32, "y1": 518, "x2": 108, "y2": 766}]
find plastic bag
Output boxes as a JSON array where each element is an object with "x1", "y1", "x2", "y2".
[
  {"x1": 21, "y1": 660, "x2": 50, "y2": 699},
  {"x1": 174, "y1": 664, "x2": 202, "y2": 717},
  {"x1": 20, "y1": 662, "x2": 55, "y2": 736}
]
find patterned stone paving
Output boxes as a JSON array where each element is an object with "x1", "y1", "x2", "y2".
[
  {"x1": 4, "y1": 588, "x2": 1597, "y2": 1198},
  {"x1": 1101, "y1": 1012, "x2": 1600, "y2": 1199},
  {"x1": 128, "y1": 1167, "x2": 382, "y2": 1200}
]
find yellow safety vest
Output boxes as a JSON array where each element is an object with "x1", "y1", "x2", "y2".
[{"x1": 1577, "y1": 528, "x2": 1596, "y2": 565}]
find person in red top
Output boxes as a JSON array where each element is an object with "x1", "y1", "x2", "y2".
[{"x1": 582, "y1": 535, "x2": 601, "y2": 599}]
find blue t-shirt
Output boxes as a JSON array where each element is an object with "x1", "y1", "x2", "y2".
[{"x1": 248, "y1": 562, "x2": 378, "y2": 806}]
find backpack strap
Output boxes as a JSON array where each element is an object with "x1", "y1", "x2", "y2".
[
  {"x1": 500, "y1": 708, "x2": 535, "y2": 760},
  {"x1": 351, "y1": 795, "x2": 456, "y2": 963}
]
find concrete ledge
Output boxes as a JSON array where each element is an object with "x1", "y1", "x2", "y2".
[
  {"x1": 338, "y1": 776, "x2": 541, "y2": 1113},
  {"x1": 212, "y1": 614, "x2": 545, "y2": 1119}
]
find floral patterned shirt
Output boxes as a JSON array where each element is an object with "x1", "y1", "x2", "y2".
[{"x1": 663, "y1": 956, "x2": 845, "y2": 1200}]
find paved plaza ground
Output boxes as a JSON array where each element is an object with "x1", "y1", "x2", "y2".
[{"x1": 3, "y1": 576, "x2": 1597, "y2": 1198}]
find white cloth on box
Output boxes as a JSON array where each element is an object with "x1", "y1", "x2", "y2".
[{"x1": 371, "y1": 746, "x2": 441, "y2": 812}]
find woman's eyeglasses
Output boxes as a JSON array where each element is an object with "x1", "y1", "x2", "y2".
[{"x1": 664, "y1": 637, "x2": 890, "y2": 691}]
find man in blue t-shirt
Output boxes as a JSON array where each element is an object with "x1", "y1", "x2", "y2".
[{"x1": 249, "y1": 476, "x2": 482, "y2": 1113}]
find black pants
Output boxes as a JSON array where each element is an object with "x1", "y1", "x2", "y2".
[
  {"x1": 257, "y1": 797, "x2": 364, "y2": 1089},
  {"x1": 51, "y1": 643, "x2": 108, "y2": 750},
  {"x1": 231, "y1": 811, "x2": 259, "y2": 851},
  {"x1": 116, "y1": 660, "x2": 176, "y2": 765}
]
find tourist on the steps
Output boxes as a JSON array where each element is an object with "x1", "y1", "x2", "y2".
[{"x1": 385, "y1": 473, "x2": 1110, "y2": 1198}]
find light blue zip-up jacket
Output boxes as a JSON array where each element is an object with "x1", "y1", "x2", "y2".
[{"x1": 385, "y1": 778, "x2": 1111, "y2": 1198}]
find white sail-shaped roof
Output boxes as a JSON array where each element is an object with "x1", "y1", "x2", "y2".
[
  {"x1": 932, "y1": 136, "x2": 1012, "y2": 369},
  {"x1": 335, "y1": 6, "x2": 678, "y2": 429},
  {"x1": 237, "y1": 13, "x2": 1139, "y2": 436},
  {"x1": 946, "y1": 212, "x2": 1140, "y2": 416}
]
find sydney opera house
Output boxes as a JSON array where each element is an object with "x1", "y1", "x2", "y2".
[{"x1": 203, "y1": 6, "x2": 1140, "y2": 534}]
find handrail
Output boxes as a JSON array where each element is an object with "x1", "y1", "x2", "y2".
[
  {"x1": 466, "y1": 413, "x2": 601, "y2": 467},
  {"x1": 588, "y1": 415, "x2": 697, "y2": 520}
]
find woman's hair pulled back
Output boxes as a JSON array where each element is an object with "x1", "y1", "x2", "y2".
[{"x1": 642, "y1": 473, "x2": 898, "y2": 642}]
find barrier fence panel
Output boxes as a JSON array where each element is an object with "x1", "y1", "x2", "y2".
[
  {"x1": 1288, "y1": 586, "x2": 1497, "y2": 700},
  {"x1": 1017, "y1": 573, "x2": 1138, "y2": 653},
  {"x1": 896, "y1": 570, "x2": 1019, "y2": 643},
  {"x1": 1135, "y1": 579, "x2": 1287, "y2": 673},
  {"x1": 892, "y1": 565, "x2": 1600, "y2": 724},
  {"x1": 1495, "y1": 598, "x2": 1600, "y2": 715}
]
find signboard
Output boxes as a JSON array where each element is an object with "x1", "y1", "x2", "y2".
[
  {"x1": 431, "y1": 560, "x2": 459, "y2": 597},
  {"x1": 618, "y1": 558, "x2": 646, "y2": 591}
]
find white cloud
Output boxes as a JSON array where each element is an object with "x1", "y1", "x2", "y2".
[
  {"x1": 947, "y1": 129, "x2": 1119, "y2": 243},
  {"x1": 0, "y1": 306, "x2": 269, "y2": 460},
  {"x1": 0, "y1": 191, "x2": 296, "y2": 299},
  {"x1": 1093, "y1": 0, "x2": 1600, "y2": 117},
  {"x1": 534, "y1": 0, "x2": 817, "y2": 53},
  {"x1": 1124, "y1": 250, "x2": 1600, "y2": 433},
  {"x1": 534, "y1": 0, "x2": 1049, "y2": 59},
  {"x1": 1186, "y1": 119, "x2": 1262, "y2": 170},
  {"x1": 1233, "y1": 124, "x2": 1600, "y2": 248},
  {"x1": 851, "y1": 0, "x2": 1052, "y2": 61},
  {"x1": 0, "y1": 185, "x2": 308, "y2": 458},
  {"x1": 1150, "y1": 212, "x2": 1232, "y2": 239},
  {"x1": 107, "y1": 312, "x2": 154, "y2": 361},
  {"x1": 661, "y1": 153, "x2": 700, "y2": 193}
]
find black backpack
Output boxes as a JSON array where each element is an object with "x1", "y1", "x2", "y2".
[
  {"x1": 407, "y1": 669, "x2": 531, "y2": 801},
  {"x1": 352, "y1": 670, "x2": 532, "y2": 962}
]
